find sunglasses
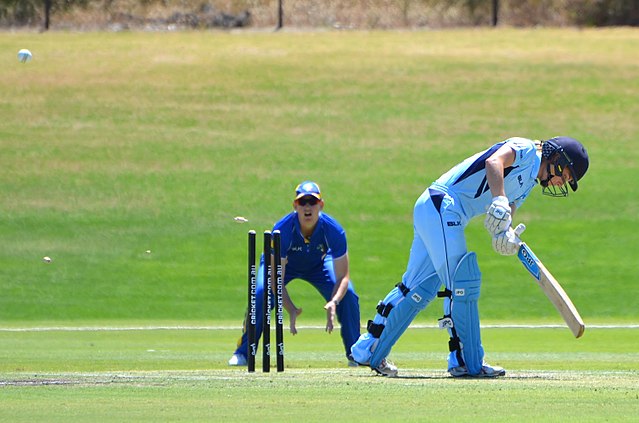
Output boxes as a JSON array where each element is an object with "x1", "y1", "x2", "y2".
[{"x1": 297, "y1": 197, "x2": 319, "y2": 206}]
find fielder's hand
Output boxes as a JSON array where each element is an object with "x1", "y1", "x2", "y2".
[
  {"x1": 492, "y1": 223, "x2": 526, "y2": 256},
  {"x1": 484, "y1": 196, "x2": 512, "y2": 235},
  {"x1": 288, "y1": 307, "x2": 303, "y2": 335},
  {"x1": 324, "y1": 300, "x2": 337, "y2": 334}
]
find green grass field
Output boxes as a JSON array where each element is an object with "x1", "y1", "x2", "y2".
[
  {"x1": 1, "y1": 327, "x2": 638, "y2": 421},
  {"x1": 1, "y1": 28, "x2": 638, "y2": 421}
]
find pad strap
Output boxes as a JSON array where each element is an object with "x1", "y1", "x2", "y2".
[
  {"x1": 448, "y1": 337, "x2": 461, "y2": 353},
  {"x1": 367, "y1": 320, "x2": 384, "y2": 338},
  {"x1": 437, "y1": 289, "x2": 452, "y2": 298},
  {"x1": 396, "y1": 282, "x2": 409, "y2": 296},
  {"x1": 449, "y1": 337, "x2": 465, "y2": 366},
  {"x1": 376, "y1": 302, "x2": 394, "y2": 317}
]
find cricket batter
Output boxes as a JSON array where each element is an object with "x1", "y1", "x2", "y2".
[
  {"x1": 351, "y1": 136, "x2": 589, "y2": 377},
  {"x1": 229, "y1": 181, "x2": 361, "y2": 366}
]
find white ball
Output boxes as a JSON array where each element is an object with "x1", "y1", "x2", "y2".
[
  {"x1": 18, "y1": 49, "x2": 32, "y2": 63},
  {"x1": 43, "y1": 256, "x2": 52, "y2": 263}
]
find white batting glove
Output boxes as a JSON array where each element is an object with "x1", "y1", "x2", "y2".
[
  {"x1": 484, "y1": 196, "x2": 512, "y2": 235},
  {"x1": 492, "y1": 224, "x2": 526, "y2": 256}
]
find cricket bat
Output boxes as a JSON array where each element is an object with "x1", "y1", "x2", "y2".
[{"x1": 512, "y1": 224, "x2": 585, "y2": 338}]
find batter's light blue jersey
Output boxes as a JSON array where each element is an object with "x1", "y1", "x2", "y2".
[{"x1": 432, "y1": 137, "x2": 541, "y2": 223}]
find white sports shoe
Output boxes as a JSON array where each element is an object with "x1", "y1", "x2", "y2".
[
  {"x1": 372, "y1": 358, "x2": 398, "y2": 377},
  {"x1": 449, "y1": 362, "x2": 506, "y2": 378},
  {"x1": 228, "y1": 353, "x2": 247, "y2": 366}
]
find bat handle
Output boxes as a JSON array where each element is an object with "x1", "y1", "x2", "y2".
[{"x1": 512, "y1": 223, "x2": 526, "y2": 245}]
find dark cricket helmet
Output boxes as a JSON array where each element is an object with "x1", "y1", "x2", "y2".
[{"x1": 541, "y1": 136, "x2": 589, "y2": 195}]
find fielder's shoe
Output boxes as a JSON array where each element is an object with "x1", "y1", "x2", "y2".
[
  {"x1": 372, "y1": 358, "x2": 398, "y2": 377},
  {"x1": 449, "y1": 362, "x2": 505, "y2": 378},
  {"x1": 228, "y1": 353, "x2": 247, "y2": 366},
  {"x1": 347, "y1": 354, "x2": 359, "y2": 367}
]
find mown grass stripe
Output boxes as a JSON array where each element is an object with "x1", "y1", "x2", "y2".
[{"x1": 1, "y1": 324, "x2": 638, "y2": 331}]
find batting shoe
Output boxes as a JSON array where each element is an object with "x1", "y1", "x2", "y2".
[
  {"x1": 449, "y1": 362, "x2": 506, "y2": 378},
  {"x1": 372, "y1": 358, "x2": 398, "y2": 377},
  {"x1": 228, "y1": 353, "x2": 247, "y2": 366}
]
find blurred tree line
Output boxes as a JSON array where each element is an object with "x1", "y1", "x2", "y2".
[
  {"x1": 1, "y1": 0, "x2": 638, "y2": 30},
  {"x1": 1, "y1": 0, "x2": 87, "y2": 27}
]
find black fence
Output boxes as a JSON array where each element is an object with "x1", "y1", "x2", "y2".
[{"x1": 2, "y1": 0, "x2": 638, "y2": 31}]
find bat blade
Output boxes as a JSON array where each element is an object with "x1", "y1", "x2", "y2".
[{"x1": 517, "y1": 242, "x2": 585, "y2": 338}]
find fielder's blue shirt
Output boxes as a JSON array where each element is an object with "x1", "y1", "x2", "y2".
[
  {"x1": 273, "y1": 212, "x2": 347, "y2": 275},
  {"x1": 433, "y1": 137, "x2": 541, "y2": 223}
]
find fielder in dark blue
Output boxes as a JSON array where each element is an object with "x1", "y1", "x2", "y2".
[{"x1": 229, "y1": 181, "x2": 361, "y2": 367}]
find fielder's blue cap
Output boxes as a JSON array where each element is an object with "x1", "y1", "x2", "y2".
[{"x1": 295, "y1": 181, "x2": 322, "y2": 200}]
